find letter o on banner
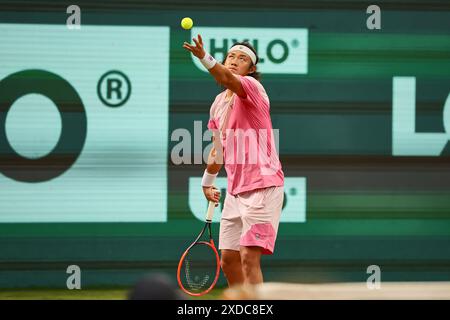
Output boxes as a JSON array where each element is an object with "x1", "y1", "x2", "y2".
[{"x1": 0, "y1": 69, "x2": 87, "y2": 182}]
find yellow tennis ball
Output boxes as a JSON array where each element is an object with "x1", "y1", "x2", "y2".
[{"x1": 181, "y1": 17, "x2": 193, "y2": 30}]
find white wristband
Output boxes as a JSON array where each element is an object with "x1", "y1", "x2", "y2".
[
  {"x1": 201, "y1": 169, "x2": 218, "y2": 187},
  {"x1": 200, "y1": 52, "x2": 217, "y2": 70}
]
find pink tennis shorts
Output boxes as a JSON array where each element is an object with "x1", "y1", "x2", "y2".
[{"x1": 218, "y1": 186, "x2": 284, "y2": 255}]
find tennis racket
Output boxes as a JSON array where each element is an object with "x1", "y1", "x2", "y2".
[{"x1": 177, "y1": 201, "x2": 220, "y2": 296}]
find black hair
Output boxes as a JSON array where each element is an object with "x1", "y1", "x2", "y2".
[{"x1": 222, "y1": 41, "x2": 261, "y2": 81}]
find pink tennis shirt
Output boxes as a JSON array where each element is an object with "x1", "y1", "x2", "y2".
[{"x1": 208, "y1": 75, "x2": 284, "y2": 196}]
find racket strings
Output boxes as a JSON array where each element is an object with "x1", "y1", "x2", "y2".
[
  {"x1": 185, "y1": 259, "x2": 210, "y2": 290},
  {"x1": 180, "y1": 242, "x2": 217, "y2": 294}
]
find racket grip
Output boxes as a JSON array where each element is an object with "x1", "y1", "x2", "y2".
[{"x1": 206, "y1": 201, "x2": 215, "y2": 222}]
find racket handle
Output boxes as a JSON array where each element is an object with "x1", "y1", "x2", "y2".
[{"x1": 206, "y1": 201, "x2": 215, "y2": 222}]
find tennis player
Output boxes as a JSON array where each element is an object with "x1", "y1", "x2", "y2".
[{"x1": 183, "y1": 35, "x2": 284, "y2": 286}]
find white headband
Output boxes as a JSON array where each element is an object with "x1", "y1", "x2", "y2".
[{"x1": 228, "y1": 45, "x2": 257, "y2": 65}]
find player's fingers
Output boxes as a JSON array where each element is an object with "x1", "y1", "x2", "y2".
[
  {"x1": 210, "y1": 195, "x2": 219, "y2": 205},
  {"x1": 198, "y1": 34, "x2": 203, "y2": 45},
  {"x1": 182, "y1": 44, "x2": 193, "y2": 51},
  {"x1": 192, "y1": 38, "x2": 200, "y2": 48}
]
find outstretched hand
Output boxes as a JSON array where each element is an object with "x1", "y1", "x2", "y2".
[{"x1": 183, "y1": 34, "x2": 206, "y2": 59}]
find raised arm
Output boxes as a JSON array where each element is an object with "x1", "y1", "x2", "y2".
[{"x1": 183, "y1": 34, "x2": 246, "y2": 98}]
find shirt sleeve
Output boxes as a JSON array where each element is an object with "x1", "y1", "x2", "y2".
[
  {"x1": 239, "y1": 75, "x2": 263, "y2": 107},
  {"x1": 207, "y1": 118, "x2": 218, "y2": 130}
]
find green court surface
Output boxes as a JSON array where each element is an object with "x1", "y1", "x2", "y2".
[{"x1": 0, "y1": 287, "x2": 224, "y2": 300}]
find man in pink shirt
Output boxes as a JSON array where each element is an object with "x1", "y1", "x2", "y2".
[{"x1": 183, "y1": 35, "x2": 284, "y2": 286}]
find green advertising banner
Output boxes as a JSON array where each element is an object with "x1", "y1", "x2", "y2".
[{"x1": 0, "y1": 24, "x2": 169, "y2": 222}]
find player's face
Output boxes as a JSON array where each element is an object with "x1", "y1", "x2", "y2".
[{"x1": 224, "y1": 50, "x2": 256, "y2": 76}]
